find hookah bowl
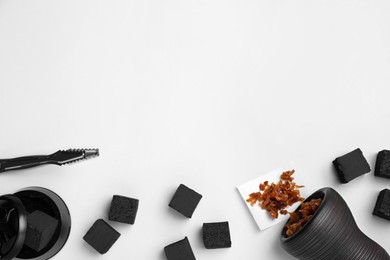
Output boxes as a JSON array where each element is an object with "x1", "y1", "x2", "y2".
[
  {"x1": 280, "y1": 187, "x2": 390, "y2": 260},
  {"x1": 0, "y1": 187, "x2": 71, "y2": 260}
]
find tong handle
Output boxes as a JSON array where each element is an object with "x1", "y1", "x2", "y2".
[{"x1": 0, "y1": 154, "x2": 57, "y2": 173}]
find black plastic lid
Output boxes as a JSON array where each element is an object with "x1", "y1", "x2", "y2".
[{"x1": 0, "y1": 195, "x2": 27, "y2": 260}]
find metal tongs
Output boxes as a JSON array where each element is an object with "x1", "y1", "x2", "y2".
[{"x1": 0, "y1": 149, "x2": 99, "y2": 173}]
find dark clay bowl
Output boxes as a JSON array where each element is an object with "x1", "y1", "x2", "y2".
[{"x1": 280, "y1": 187, "x2": 390, "y2": 260}]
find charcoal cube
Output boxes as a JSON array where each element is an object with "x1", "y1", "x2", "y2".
[
  {"x1": 375, "y1": 150, "x2": 390, "y2": 179},
  {"x1": 164, "y1": 237, "x2": 196, "y2": 260},
  {"x1": 83, "y1": 219, "x2": 120, "y2": 254},
  {"x1": 108, "y1": 195, "x2": 139, "y2": 224},
  {"x1": 332, "y1": 148, "x2": 371, "y2": 183},
  {"x1": 24, "y1": 210, "x2": 59, "y2": 252},
  {"x1": 169, "y1": 184, "x2": 202, "y2": 218},
  {"x1": 373, "y1": 189, "x2": 390, "y2": 221},
  {"x1": 203, "y1": 222, "x2": 232, "y2": 249}
]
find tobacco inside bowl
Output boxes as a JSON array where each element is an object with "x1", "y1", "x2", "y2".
[{"x1": 284, "y1": 198, "x2": 322, "y2": 238}]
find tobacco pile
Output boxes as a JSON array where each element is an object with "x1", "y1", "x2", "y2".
[
  {"x1": 246, "y1": 170, "x2": 305, "y2": 219},
  {"x1": 284, "y1": 198, "x2": 322, "y2": 237}
]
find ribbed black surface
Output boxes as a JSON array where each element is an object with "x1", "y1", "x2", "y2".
[{"x1": 280, "y1": 188, "x2": 390, "y2": 260}]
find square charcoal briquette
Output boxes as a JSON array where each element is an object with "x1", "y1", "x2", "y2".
[
  {"x1": 168, "y1": 184, "x2": 202, "y2": 218},
  {"x1": 108, "y1": 195, "x2": 139, "y2": 224},
  {"x1": 332, "y1": 148, "x2": 371, "y2": 183},
  {"x1": 83, "y1": 219, "x2": 120, "y2": 254},
  {"x1": 24, "y1": 210, "x2": 59, "y2": 252},
  {"x1": 373, "y1": 189, "x2": 390, "y2": 221},
  {"x1": 202, "y1": 221, "x2": 232, "y2": 249},
  {"x1": 164, "y1": 237, "x2": 196, "y2": 260},
  {"x1": 375, "y1": 150, "x2": 390, "y2": 179}
]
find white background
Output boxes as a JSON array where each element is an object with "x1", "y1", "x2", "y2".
[{"x1": 1, "y1": 1, "x2": 390, "y2": 259}]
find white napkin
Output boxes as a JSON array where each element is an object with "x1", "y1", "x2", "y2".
[{"x1": 237, "y1": 163, "x2": 309, "y2": 230}]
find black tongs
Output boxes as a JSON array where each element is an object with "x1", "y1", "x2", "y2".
[{"x1": 0, "y1": 149, "x2": 99, "y2": 173}]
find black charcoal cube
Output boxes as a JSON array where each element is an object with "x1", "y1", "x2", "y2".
[
  {"x1": 332, "y1": 148, "x2": 371, "y2": 183},
  {"x1": 169, "y1": 184, "x2": 202, "y2": 218},
  {"x1": 375, "y1": 150, "x2": 390, "y2": 179},
  {"x1": 83, "y1": 219, "x2": 120, "y2": 254},
  {"x1": 203, "y1": 222, "x2": 232, "y2": 249},
  {"x1": 164, "y1": 237, "x2": 196, "y2": 260},
  {"x1": 108, "y1": 195, "x2": 139, "y2": 224},
  {"x1": 24, "y1": 210, "x2": 59, "y2": 252},
  {"x1": 373, "y1": 189, "x2": 390, "y2": 221}
]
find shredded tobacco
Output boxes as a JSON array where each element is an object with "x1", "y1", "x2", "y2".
[
  {"x1": 284, "y1": 198, "x2": 322, "y2": 237},
  {"x1": 246, "y1": 170, "x2": 305, "y2": 219}
]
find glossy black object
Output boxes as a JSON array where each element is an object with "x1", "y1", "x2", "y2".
[
  {"x1": 280, "y1": 187, "x2": 390, "y2": 260},
  {"x1": 0, "y1": 187, "x2": 71, "y2": 260},
  {"x1": 0, "y1": 149, "x2": 99, "y2": 173}
]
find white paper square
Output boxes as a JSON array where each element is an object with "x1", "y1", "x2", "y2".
[{"x1": 237, "y1": 163, "x2": 309, "y2": 231}]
